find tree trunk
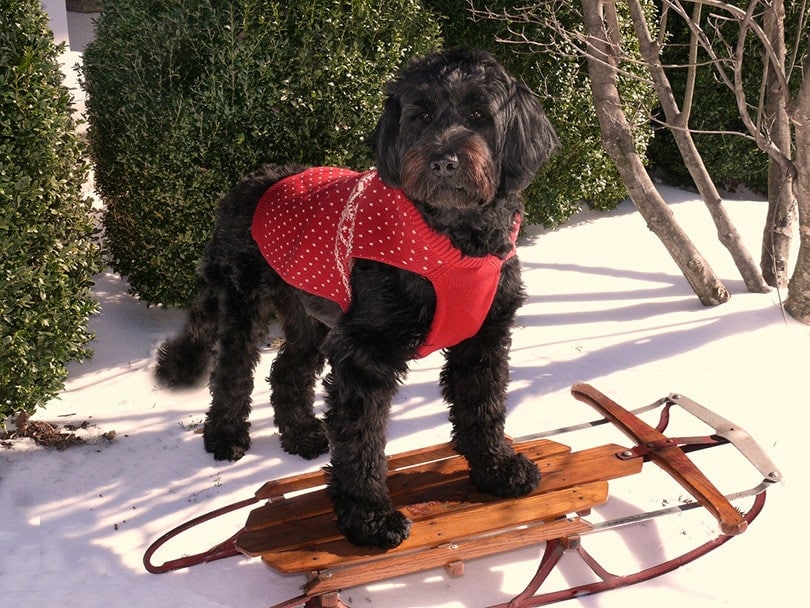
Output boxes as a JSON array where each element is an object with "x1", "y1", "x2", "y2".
[
  {"x1": 785, "y1": 48, "x2": 810, "y2": 323},
  {"x1": 628, "y1": 0, "x2": 769, "y2": 294},
  {"x1": 580, "y1": 0, "x2": 729, "y2": 306},
  {"x1": 763, "y1": 153, "x2": 796, "y2": 288},
  {"x1": 760, "y1": 0, "x2": 795, "y2": 288}
]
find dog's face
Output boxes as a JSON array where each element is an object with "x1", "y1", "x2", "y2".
[{"x1": 370, "y1": 49, "x2": 559, "y2": 210}]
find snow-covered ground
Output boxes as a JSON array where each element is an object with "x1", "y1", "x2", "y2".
[{"x1": 1, "y1": 11, "x2": 807, "y2": 608}]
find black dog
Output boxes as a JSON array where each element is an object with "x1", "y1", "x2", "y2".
[{"x1": 156, "y1": 49, "x2": 559, "y2": 549}]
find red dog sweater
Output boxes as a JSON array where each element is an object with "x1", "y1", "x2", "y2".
[{"x1": 252, "y1": 167, "x2": 519, "y2": 358}]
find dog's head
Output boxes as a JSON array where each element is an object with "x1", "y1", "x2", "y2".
[{"x1": 369, "y1": 48, "x2": 559, "y2": 210}]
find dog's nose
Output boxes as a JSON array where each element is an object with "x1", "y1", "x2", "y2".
[{"x1": 430, "y1": 155, "x2": 459, "y2": 177}]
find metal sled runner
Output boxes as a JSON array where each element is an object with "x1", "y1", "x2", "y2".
[{"x1": 143, "y1": 384, "x2": 781, "y2": 607}]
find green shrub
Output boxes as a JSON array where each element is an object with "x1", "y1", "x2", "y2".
[
  {"x1": 83, "y1": 0, "x2": 442, "y2": 307},
  {"x1": 427, "y1": 0, "x2": 656, "y2": 226},
  {"x1": 0, "y1": 0, "x2": 102, "y2": 418}
]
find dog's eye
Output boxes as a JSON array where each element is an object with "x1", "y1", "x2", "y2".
[
  {"x1": 417, "y1": 112, "x2": 432, "y2": 123},
  {"x1": 468, "y1": 110, "x2": 484, "y2": 122}
]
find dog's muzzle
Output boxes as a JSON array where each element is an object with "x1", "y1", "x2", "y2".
[{"x1": 401, "y1": 131, "x2": 497, "y2": 209}]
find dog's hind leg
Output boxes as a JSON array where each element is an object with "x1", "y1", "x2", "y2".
[
  {"x1": 267, "y1": 293, "x2": 330, "y2": 460},
  {"x1": 155, "y1": 284, "x2": 219, "y2": 387},
  {"x1": 203, "y1": 282, "x2": 275, "y2": 461}
]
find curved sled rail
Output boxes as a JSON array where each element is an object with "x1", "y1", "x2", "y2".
[
  {"x1": 143, "y1": 495, "x2": 259, "y2": 574},
  {"x1": 488, "y1": 488, "x2": 768, "y2": 608}
]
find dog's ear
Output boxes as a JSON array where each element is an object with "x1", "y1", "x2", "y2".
[
  {"x1": 500, "y1": 83, "x2": 560, "y2": 193},
  {"x1": 368, "y1": 88, "x2": 403, "y2": 187}
]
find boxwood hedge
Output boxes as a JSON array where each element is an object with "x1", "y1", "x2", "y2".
[
  {"x1": 1, "y1": 0, "x2": 102, "y2": 418},
  {"x1": 83, "y1": 0, "x2": 442, "y2": 307}
]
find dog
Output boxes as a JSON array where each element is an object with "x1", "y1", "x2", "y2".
[{"x1": 155, "y1": 48, "x2": 559, "y2": 549}]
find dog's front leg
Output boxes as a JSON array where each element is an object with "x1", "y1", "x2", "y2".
[
  {"x1": 443, "y1": 334, "x2": 541, "y2": 497},
  {"x1": 442, "y1": 264, "x2": 541, "y2": 498},
  {"x1": 322, "y1": 324, "x2": 414, "y2": 549}
]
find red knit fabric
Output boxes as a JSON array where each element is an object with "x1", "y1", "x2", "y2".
[{"x1": 252, "y1": 168, "x2": 518, "y2": 358}]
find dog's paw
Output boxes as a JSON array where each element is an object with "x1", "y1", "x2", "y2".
[
  {"x1": 337, "y1": 506, "x2": 412, "y2": 550},
  {"x1": 279, "y1": 419, "x2": 329, "y2": 460},
  {"x1": 203, "y1": 423, "x2": 251, "y2": 461},
  {"x1": 469, "y1": 452, "x2": 541, "y2": 498}
]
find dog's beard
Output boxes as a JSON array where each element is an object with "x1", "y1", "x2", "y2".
[{"x1": 399, "y1": 136, "x2": 498, "y2": 210}]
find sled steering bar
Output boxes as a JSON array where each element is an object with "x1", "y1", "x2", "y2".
[{"x1": 571, "y1": 383, "x2": 748, "y2": 536}]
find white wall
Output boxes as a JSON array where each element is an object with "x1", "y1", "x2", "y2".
[{"x1": 41, "y1": 0, "x2": 70, "y2": 47}]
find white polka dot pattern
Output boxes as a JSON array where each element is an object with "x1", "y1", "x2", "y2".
[{"x1": 251, "y1": 168, "x2": 518, "y2": 358}]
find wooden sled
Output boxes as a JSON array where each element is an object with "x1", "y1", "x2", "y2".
[{"x1": 144, "y1": 384, "x2": 780, "y2": 607}]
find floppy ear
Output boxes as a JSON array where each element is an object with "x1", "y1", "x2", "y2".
[
  {"x1": 368, "y1": 88, "x2": 403, "y2": 187},
  {"x1": 500, "y1": 82, "x2": 560, "y2": 193}
]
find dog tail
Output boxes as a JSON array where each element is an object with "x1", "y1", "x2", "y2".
[
  {"x1": 155, "y1": 336, "x2": 212, "y2": 388},
  {"x1": 155, "y1": 289, "x2": 218, "y2": 388}
]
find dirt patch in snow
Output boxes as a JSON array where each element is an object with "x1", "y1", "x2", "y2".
[{"x1": 1, "y1": 411, "x2": 115, "y2": 450}]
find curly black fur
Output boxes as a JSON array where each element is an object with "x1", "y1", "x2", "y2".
[{"x1": 156, "y1": 48, "x2": 559, "y2": 549}]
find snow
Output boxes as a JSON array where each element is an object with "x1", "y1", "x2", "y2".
[{"x1": 2, "y1": 11, "x2": 808, "y2": 608}]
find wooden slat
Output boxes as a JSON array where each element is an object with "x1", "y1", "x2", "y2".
[
  {"x1": 303, "y1": 516, "x2": 593, "y2": 596},
  {"x1": 235, "y1": 438, "x2": 643, "y2": 577},
  {"x1": 532, "y1": 443, "x2": 642, "y2": 491},
  {"x1": 244, "y1": 453, "x2": 474, "y2": 535},
  {"x1": 253, "y1": 442, "x2": 468, "y2": 500},
  {"x1": 254, "y1": 469, "x2": 326, "y2": 501},
  {"x1": 244, "y1": 493, "x2": 333, "y2": 533},
  {"x1": 242, "y1": 441, "x2": 636, "y2": 535},
  {"x1": 253, "y1": 439, "x2": 569, "y2": 500},
  {"x1": 385, "y1": 441, "x2": 459, "y2": 470},
  {"x1": 245, "y1": 482, "x2": 608, "y2": 573}
]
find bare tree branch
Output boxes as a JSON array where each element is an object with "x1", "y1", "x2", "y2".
[
  {"x1": 580, "y1": 0, "x2": 729, "y2": 305},
  {"x1": 662, "y1": 1, "x2": 796, "y2": 179},
  {"x1": 681, "y1": 1, "x2": 702, "y2": 124},
  {"x1": 679, "y1": 0, "x2": 791, "y2": 92},
  {"x1": 466, "y1": 1, "x2": 656, "y2": 86},
  {"x1": 470, "y1": 0, "x2": 809, "y2": 315},
  {"x1": 627, "y1": 0, "x2": 768, "y2": 292},
  {"x1": 786, "y1": 0, "x2": 808, "y2": 83}
]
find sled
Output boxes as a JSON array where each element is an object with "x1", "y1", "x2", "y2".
[{"x1": 143, "y1": 384, "x2": 780, "y2": 608}]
